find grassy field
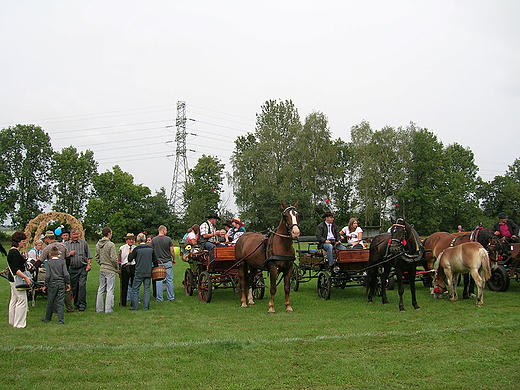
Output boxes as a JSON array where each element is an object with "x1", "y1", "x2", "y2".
[{"x1": 1, "y1": 247, "x2": 519, "y2": 390}]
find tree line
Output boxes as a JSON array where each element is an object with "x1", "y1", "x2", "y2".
[{"x1": 1, "y1": 101, "x2": 519, "y2": 240}]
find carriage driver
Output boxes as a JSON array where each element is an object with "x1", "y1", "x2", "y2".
[
  {"x1": 316, "y1": 212, "x2": 346, "y2": 267},
  {"x1": 493, "y1": 212, "x2": 519, "y2": 245}
]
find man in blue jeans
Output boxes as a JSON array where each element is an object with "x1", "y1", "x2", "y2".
[
  {"x1": 315, "y1": 212, "x2": 346, "y2": 267},
  {"x1": 151, "y1": 225, "x2": 176, "y2": 302}
]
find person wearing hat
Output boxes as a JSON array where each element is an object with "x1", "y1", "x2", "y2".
[
  {"x1": 60, "y1": 229, "x2": 70, "y2": 243},
  {"x1": 198, "y1": 212, "x2": 225, "y2": 260},
  {"x1": 315, "y1": 212, "x2": 346, "y2": 267},
  {"x1": 118, "y1": 233, "x2": 136, "y2": 306},
  {"x1": 493, "y1": 212, "x2": 519, "y2": 244},
  {"x1": 225, "y1": 218, "x2": 246, "y2": 245}
]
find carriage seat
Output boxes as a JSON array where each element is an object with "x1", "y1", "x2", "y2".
[{"x1": 297, "y1": 236, "x2": 325, "y2": 265}]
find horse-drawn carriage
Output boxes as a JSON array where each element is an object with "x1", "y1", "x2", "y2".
[
  {"x1": 486, "y1": 242, "x2": 520, "y2": 292},
  {"x1": 182, "y1": 246, "x2": 265, "y2": 303},
  {"x1": 292, "y1": 236, "x2": 374, "y2": 300}
]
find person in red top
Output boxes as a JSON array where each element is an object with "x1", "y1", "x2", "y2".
[{"x1": 493, "y1": 212, "x2": 519, "y2": 244}]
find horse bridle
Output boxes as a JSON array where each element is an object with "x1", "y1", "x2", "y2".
[
  {"x1": 388, "y1": 223, "x2": 407, "y2": 248},
  {"x1": 276, "y1": 206, "x2": 300, "y2": 238}
]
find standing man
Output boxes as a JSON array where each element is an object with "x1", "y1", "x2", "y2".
[
  {"x1": 118, "y1": 233, "x2": 136, "y2": 307},
  {"x1": 66, "y1": 228, "x2": 92, "y2": 311},
  {"x1": 128, "y1": 233, "x2": 158, "y2": 311},
  {"x1": 316, "y1": 212, "x2": 346, "y2": 267},
  {"x1": 151, "y1": 225, "x2": 176, "y2": 302},
  {"x1": 95, "y1": 227, "x2": 119, "y2": 314},
  {"x1": 40, "y1": 230, "x2": 74, "y2": 312}
]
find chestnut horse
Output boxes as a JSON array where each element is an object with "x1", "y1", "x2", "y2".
[
  {"x1": 235, "y1": 202, "x2": 300, "y2": 313},
  {"x1": 432, "y1": 242, "x2": 492, "y2": 306},
  {"x1": 423, "y1": 229, "x2": 499, "y2": 297},
  {"x1": 366, "y1": 218, "x2": 425, "y2": 311}
]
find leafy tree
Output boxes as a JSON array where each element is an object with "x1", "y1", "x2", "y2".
[
  {"x1": 183, "y1": 155, "x2": 225, "y2": 227},
  {"x1": 51, "y1": 146, "x2": 98, "y2": 219},
  {"x1": 480, "y1": 158, "x2": 520, "y2": 224},
  {"x1": 289, "y1": 111, "x2": 339, "y2": 233},
  {"x1": 141, "y1": 187, "x2": 180, "y2": 238},
  {"x1": 85, "y1": 165, "x2": 150, "y2": 240},
  {"x1": 329, "y1": 139, "x2": 356, "y2": 226},
  {"x1": 396, "y1": 125, "x2": 445, "y2": 235},
  {"x1": 0, "y1": 124, "x2": 53, "y2": 228},
  {"x1": 349, "y1": 123, "x2": 407, "y2": 228},
  {"x1": 231, "y1": 99, "x2": 302, "y2": 231},
  {"x1": 439, "y1": 143, "x2": 481, "y2": 231}
]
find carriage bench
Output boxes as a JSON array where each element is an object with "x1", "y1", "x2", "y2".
[{"x1": 296, "y1": 236, "x2": 325, "y2": 265}]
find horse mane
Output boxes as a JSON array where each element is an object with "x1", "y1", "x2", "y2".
[{"x1": 403, "y1": 221, "x2": 424, "y2": 261}]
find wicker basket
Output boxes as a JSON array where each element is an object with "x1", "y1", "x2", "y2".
[{"x1": 152, "y1": 266, "x2": 166, "y2": 281}]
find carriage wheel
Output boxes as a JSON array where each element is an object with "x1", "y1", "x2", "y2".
[
  {"x1": 183, "y1": 269, "x2": 194, "y2": 296},
  {"x1": 290, "y1": 264, "x2": 300, "y2": 292},
  {"x1": 317, "y1": 271, "x2": 332, "y2": 300},
  {"x1": 422, "y1": 273, "x2": 433, "y2": 288},
  {"x1": 252, "y1": 272, "x2": 265, "y2": 300},
  {"x1": 487, "y1": 265, "x2": 510, "y2": 292},
  {"x1": 198, "y1": 271, "x2": 213, "y2": 303}
]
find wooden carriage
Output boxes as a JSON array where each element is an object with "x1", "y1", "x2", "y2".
[
  {"x1": 486, "y1": 242, "x2": 520, "y2": 292},
  {"x1": 293, "y1": 236, "x2": 375, "y2": 300},
  {"x1": 182, "y1": 246, "x2": 265, "y2": 303}
]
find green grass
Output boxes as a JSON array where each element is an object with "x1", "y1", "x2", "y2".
[{"x1": 1, "y1": 250, "x2": 520, "y2": 389}]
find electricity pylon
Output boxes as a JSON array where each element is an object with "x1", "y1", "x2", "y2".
[{"x1": 169, "y1": 101, "x2": 189, "y2": 217}]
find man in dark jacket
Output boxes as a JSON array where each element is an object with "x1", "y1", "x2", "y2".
[
  {"x1": 128, "y1": 233, "x2": 158, "y2": 310},
  {"x1": 315, "y1": 212, "x2": 346, "y2": 266}
]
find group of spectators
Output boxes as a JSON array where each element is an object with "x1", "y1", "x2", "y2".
[{"x1": 5, "y1": 225, "x2": 176, "y2": 328}]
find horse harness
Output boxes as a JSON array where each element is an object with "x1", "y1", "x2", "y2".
[{"x1": 235, "y1": 206, "x2": 300, "y2": 270}]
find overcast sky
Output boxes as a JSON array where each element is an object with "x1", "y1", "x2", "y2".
[{"x1": 1, "y1": 1, "x2": 519, "y2": 211}]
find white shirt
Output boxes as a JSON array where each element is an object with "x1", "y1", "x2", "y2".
[{"x1": 119, "y1": 243, "x2": 135, "y2": 266}]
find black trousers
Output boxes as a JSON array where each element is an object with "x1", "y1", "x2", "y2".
[{"x1": 120, "y1": 265, "x2": 135, "y2": 306}]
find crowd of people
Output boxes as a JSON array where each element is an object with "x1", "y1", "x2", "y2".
[{"x1": 4, "y1": 211, "x2": 518, "y2": 328}]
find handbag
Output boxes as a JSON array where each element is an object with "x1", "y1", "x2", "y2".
[{"x1": 8, "y1": 266, "x2": 33, "y2": 291}]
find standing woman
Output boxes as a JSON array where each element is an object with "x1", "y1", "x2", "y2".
[{"x1": 7, "y1": 232, "x2": 33, "y2": 328}]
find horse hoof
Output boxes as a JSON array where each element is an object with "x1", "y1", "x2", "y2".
[
  {"x1": 248, "y1": 301, "x2": 255, "y2": 306},
  {"x1": 268, "y1": 310, "x2": 276, "y2": 314},
  {"x1": 286, "y1": 308, "x2": 294, "y2": 313},
  {"x1": 414, "y1": 306, "x2": 421, "y2": 311},
  {"x1": 241, "y1": 304, "x2": 248, "y2": 308}
]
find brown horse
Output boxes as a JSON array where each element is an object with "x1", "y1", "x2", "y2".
[
  {"x1": 433, "y1": 242, "x2": 492, "y2": 307},
  {"x1": 366, "y1": 218, "x2": 424, "y2": 311},
  {"x1": 235, "y1": 202, "x2": 300, "y2": 313},
  {"x1": 423, "y1": 229, "x2": 500, "y2": 297}
]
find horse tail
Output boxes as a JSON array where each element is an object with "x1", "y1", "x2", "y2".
[
  {"x1": 479, "y1": 247, "x2": 492, "y2": 281},
  {"x1": 364, "y1": 257, "x2": 379, "y2": 295}
]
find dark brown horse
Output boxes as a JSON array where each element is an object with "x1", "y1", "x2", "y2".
[
  {"x1": 366, "y1": 218, "x2": 424, "y2": 311},
  {"x1": 235, "y1": 202, "x2": 300, "y2": 313}
]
